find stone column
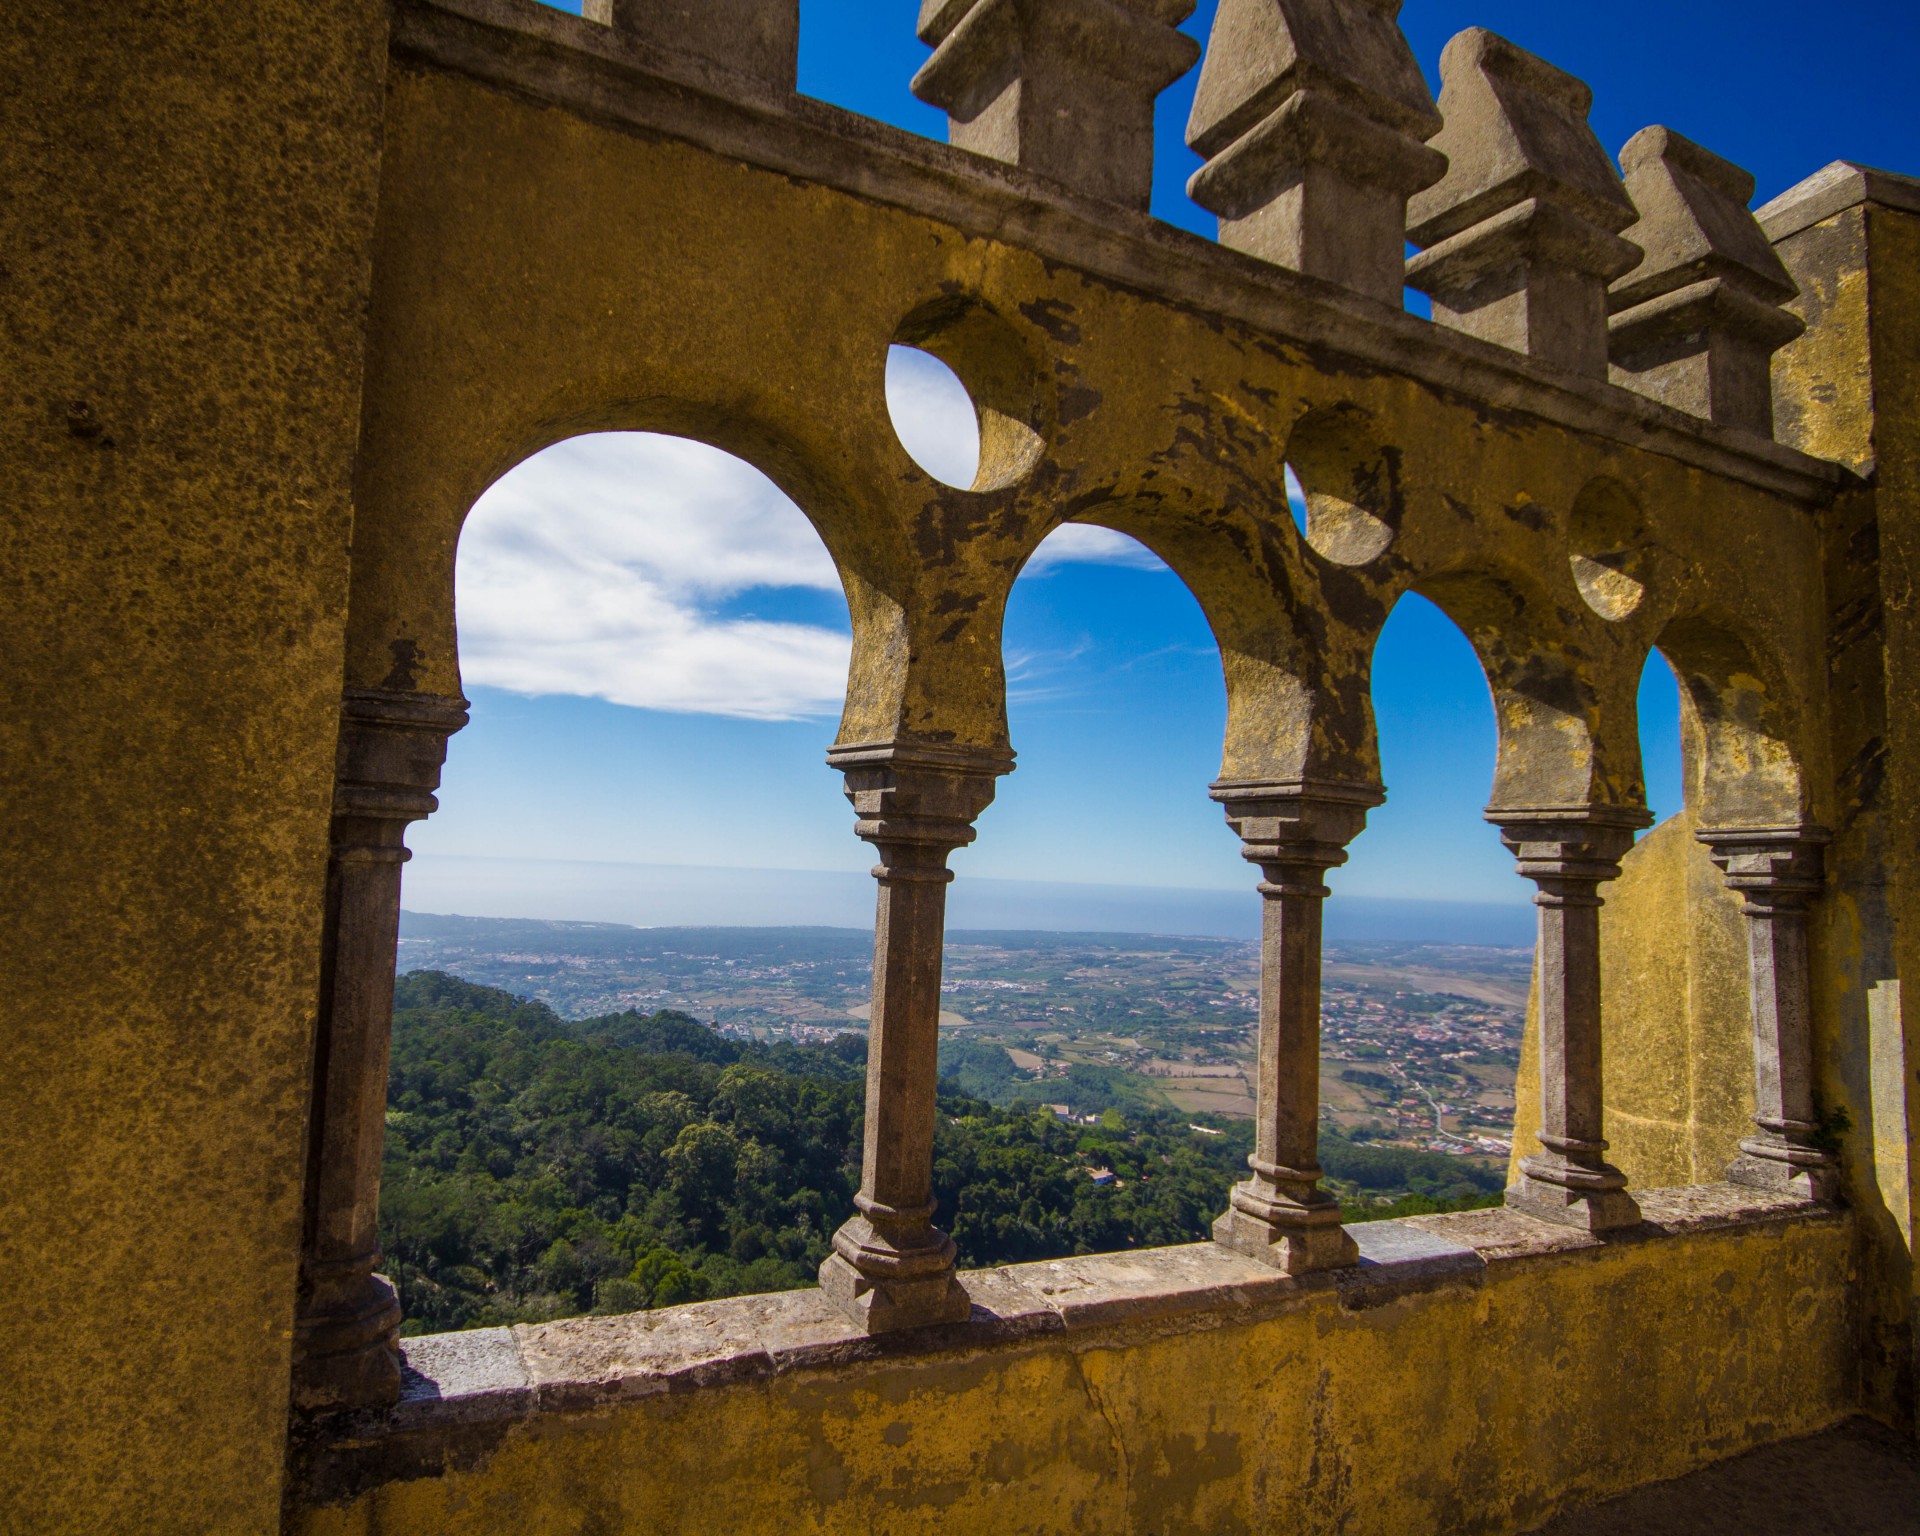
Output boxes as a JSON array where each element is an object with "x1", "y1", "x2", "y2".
[
  {"x1": 1698, "y1": 827, "x2": 1839, "y2": 1202},
  {"x1": 292, "y1": 687, "x2": 468, "y2": 1411},
  {"x1": 819, "y1": 742, "x2": 1011, "y2": 1331},
  {"x1": 1495, "y1": 809, "x2": 1647, "y2": 1231},
  {"x1": 1209, "y1": 782, "x2": 1379, "y2": 1272}
]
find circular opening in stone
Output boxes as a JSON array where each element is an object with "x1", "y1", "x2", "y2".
[
  {"x1": 887, "y1": 297, "x2": 1049, "y2": 493},
  {"x1": 1284, "y1": 408, "x2": 1400, "y2": 566},
  {"x1": 1284, "y1": 463, "x2": 1309, "y2": 539},
  {"x1": 886, "y1": 346, "x2": 980, "y2": 490},
  {"x1": 1569, "y1": 478, "x2": 1651, "y2": 622}
]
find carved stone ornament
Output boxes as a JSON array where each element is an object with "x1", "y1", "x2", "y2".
[
  {"x1": 1609, "y1": 127, "x2": 1805, "y2": 435},
  {"x1": 912, "y1": 0, "x2": 1201, "y2": 210},
  {"x1": 1186, "y1": 0, "x2": 1444, "y2": 304},
  {"x1": 1406, "y1": 29, "x2": 1641, "y2": 377},
  {"x1": 817, "y1": 740, "x2": 1013, "y2": 1331},
  {"x1": 1208, "y1": 780, "x2": 1381, "y2": 1272}
]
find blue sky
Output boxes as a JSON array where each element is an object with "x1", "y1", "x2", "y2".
[{"x1": 407, "y1": 1, "x2": 1919, "y2": 933}]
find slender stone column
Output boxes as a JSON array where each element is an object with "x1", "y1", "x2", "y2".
[
  {"x1": 1698, "y1": 827, "x2": 1839, "y2": 1202},
  {"x1": 292, "y1": 687, "x2": 468, "y2": 1411},
  {"x1": 819, "y1": 742, "x2": 1011, "y2": 1332},
  {"x1": 1209, "y1": 782, "x2": 1380, "y2": 1272},
  {"x1": 1494, "y1": 808, "x2": 1648, "y2": 1231}
]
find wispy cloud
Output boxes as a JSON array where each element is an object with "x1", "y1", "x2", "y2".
[{"x1": 456, "y1": 350, "x2": 1162, "y2": 720}]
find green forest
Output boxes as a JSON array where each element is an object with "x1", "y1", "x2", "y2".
[{"x1": 380, "y1": 972, "x2": 1502, "y2": 1334}]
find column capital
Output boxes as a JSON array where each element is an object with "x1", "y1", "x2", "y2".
[
  {"x1": 828, "y1": 740, "x2": 1013, "y2": 867},
  {"x1": 1696, "y1": 825, "x2": 1830, "y2": 909},
  {"x1": 1211, "y1": 778, "x2": 1382, "y2": 878},
  {"x1": 332, "y1": 688, "x2": 470, "y2": 838},
  {"x1": 1488, "y1": 804, "x2": 1650, "y2": 894}
]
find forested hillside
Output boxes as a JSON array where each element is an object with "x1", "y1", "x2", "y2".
[{"x1": 380, "y1": 972, "x2": 1500, "y2": 1333}]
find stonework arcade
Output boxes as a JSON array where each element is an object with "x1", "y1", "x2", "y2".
[{"x1": 4, "y1": 2, "x2": 1919, "y2": 1532}]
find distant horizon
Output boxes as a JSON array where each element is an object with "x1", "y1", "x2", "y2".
[
  {"x1": 400, "y1": 853, "x2": 1539, "y2": 947},
  {"x1": 400, "y1": 907, "x2": 1535, "y2": 954}
]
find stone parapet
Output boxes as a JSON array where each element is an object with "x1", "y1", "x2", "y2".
[
  {"x1": 288, "y1": 1191, "x2": 1852, "y2": 1531},
  {"x1": 1608, "y1": 128, "x2": 1804, "y2": 435}
]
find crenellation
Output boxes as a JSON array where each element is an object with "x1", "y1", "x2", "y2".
[
  {"x1": 911, "y1": 0, "x2": 1200, "y2": 210},
  {"x1": 1407, "y1": 28, "x2": 1642, "y2": 377},
  {"x1": 1608, "y1": 127, "x2": 1805, "y2": 435},
  {"x1": 1186, "y1": 0, "x2": 1444, "y2": 305}
]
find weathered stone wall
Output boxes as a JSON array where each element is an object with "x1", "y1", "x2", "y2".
[
  {"x1": 289, "y1": 1199, "x2": 1856, "y2": 1536},
  {"x1": 0, "y1": 2, "x2": 389, "y2": 1529}
]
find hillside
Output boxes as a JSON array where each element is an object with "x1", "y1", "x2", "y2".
[{"x1": 380, "y1": 971, "x2": 1501, "y2": 1333}]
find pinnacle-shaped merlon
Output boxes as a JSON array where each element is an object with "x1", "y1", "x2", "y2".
[
  {"x1": 1185, "y1": 0, "x2": 1444, "y2": 305},
  {"x1": 1607, "y1": 127, "x2": 1803, "y2": 436},
  {"x1": 584, "y1": 0, "x2": 799, "y2": 91},
  {"x1": 1405, "y1": 29, "x2": 1641, "y2": 377},
  {"x1": 911, "y1": 0, "x2": 1201, "y2": 212}
]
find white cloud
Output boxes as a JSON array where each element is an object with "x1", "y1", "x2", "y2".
[
  {"x1": 456, "y1": 355, "x2": 1163, "y2": 720},
  {"x1": 457, "y1": 434, "x2": 851, "y2": 720},
  {"x1": 1025, "y1": 522, "x2": 1166, "y2": 571},
  {"x1": 886, "y1": 346, "x2": 980, "y2": 488}
]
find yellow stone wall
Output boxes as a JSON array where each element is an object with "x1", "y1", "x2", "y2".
[
  {"x1": 0, "y1": 3, "x2": 389, "y2": 1530},
  {"x1": 291, "y1": 1212, "x2": 1857, "y2": 1536}
]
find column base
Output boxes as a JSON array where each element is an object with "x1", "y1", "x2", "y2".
[
  {"x1": 291, "y1": 1269, "x2": 403, "y2": 1412},
  {"x1": 818, "y1": 1251, "x2": 972, "y2": 1332},
  {"x1": 1727, "y1": 1141, "x2": 1840, "y2": 1204},
  {"x1": 819, "y1": 1215, "x2": 971, "y2": 1333},
  {"x1": 1507, "y1": 1157, "x2": 1641, "y2": 1232},
  {"x1": 1211, "y1": 1183, "x2": 1358, "y2": 1274}
]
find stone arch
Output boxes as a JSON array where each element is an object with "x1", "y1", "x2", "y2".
[
  {"x1": 1650, "y1": 611, "x2": 1807, "y2": 828},
  {"x1": 1019, "y1": 485, "x2": 1385, "y2": 794},
  {"x1": 344, "y1": 393, "x2": 919, "y2": 750},
  {"x1": 1411, "y1": 567, "x2": 1614, "y2": 812}
]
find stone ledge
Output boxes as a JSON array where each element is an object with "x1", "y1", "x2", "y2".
[
  {"x1": 289, "y1": 1187, "x2": 1842, "y2": 1511},
  {"x1": 310, "y1": 1183, "x2": 1829, "y2": 1456}
]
